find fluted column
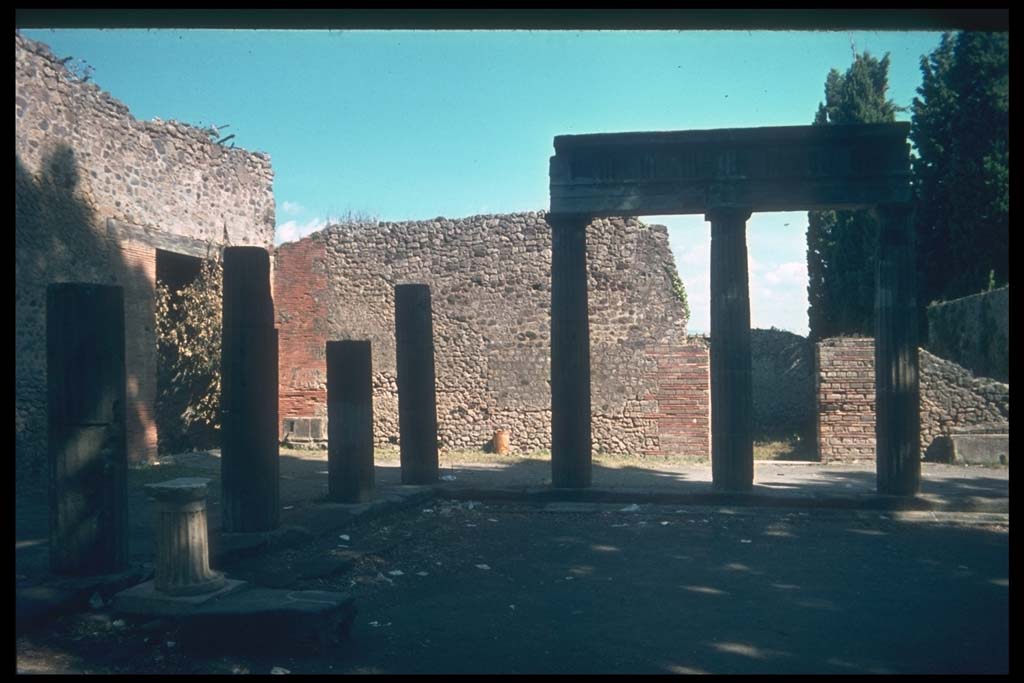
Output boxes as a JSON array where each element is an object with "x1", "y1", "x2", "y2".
[
  {"x1": 874, "y1": 203, "x2": 921, "y2": 495},
  {"x1": 146, "y1": 478, "x2": 224, "y2": 596},
  {"x1": 707, "y1": 206, "x2": 754, "y2": 492}
]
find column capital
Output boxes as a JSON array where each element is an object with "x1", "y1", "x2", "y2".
[
  {"x1": 704, "y1": 206, "x2": 752, "y2": 224},
  {"x1": 546, "y1": 212, "x2": 592, "y2": 232}
]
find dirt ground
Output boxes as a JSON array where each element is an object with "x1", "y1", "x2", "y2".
[{"x1": 16, "y1": 492, "x2": 1009, "y2": 674}]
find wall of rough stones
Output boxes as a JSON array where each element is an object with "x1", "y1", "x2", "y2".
[
  {"x1": 15, "y1": 34, "x2": 276, "y2": 481},
  {"x1": 815, "y1": 337, "x2": 1009, "y2": 461},
  {"x1": 750, "y1": 328, "x2": 815, "y2": 441},
  {"x1": 275, "y1": 213, "x2": 710, "y2": 458},
  {"x1": 927, "y1": 286, "x2": 1009, "y2": 382}
]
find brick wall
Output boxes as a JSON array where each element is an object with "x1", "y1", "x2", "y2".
[
  {"x1": 644, "y1": 341, "x2": 711, "y2": 459},
  {"x1": 815, "y1": 338, "x2": 876, "y2": 461},
  {"x1": 815, "y1": 337, "x2": 1010, "y2": 462}
]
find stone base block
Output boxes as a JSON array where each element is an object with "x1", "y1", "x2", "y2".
[
  {"x1": 112, "y1": 578, "x2": 248, "y2": 616},
  {"x1": 183, "y1": 587, "x2": 356, "y2": 653},
  {"x1": 950, "y1": 433, "x2": 1009, "y2": 466}
]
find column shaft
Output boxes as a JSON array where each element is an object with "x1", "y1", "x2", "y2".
[
  {"x1": 707, "y1": 207, "x2": 754, "y2": 492},
  {"x1": 395, "y1": 284, "x2": 439, "y2": 484},
  {"x1": 47, "y1": 283, "x2": 128, "y2": 575},
  {"x1": 221, "y1": 247, "x2": 279, "y2": 532},
  {"x1": 327, "y1": 340, "x2": 375, "y2": 502},
  {"x1": 875, "y1": 204, "x2": 921, "y2": 495},
  {"x1": 549, "y1": 213, "x2": 592, "y2": 488}
]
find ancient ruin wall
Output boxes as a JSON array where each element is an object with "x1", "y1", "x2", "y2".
[
  {"x1": 815, "y1": 337, "x2": 1009, "y2": 461},
  {"x1": 275, "y1": 213, "x2": 710, "y2": 457},
  {"x1": 927, "y1": 286, "x2": 1009, "y2": 382},
  {"x1": 750, "y1": 329, "x2": 815, "y2": 441},
  {"x1": 16, "y1": 35, "x2": 276, "y2": 479}
]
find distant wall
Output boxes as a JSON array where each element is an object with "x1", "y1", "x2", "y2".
[
  {"x1": 15, "y1": 34, "x2": 275, "y2": 480},
  {"x1": 816, "y1": 337, "x2": 1009, "y2": 462},
  {"x1": 927, "y1": 286, "x2": 1008, "y2": 382},
  {"x1": 750, "y1": 329, "x2": 815, "y2": 441},
  {"x1": 275, "y1": 212, "x2": 711, "y2": 458}
]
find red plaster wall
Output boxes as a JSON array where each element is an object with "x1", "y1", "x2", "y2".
[{"x1": 276, "y1": 235, "x2": 330, "y2": 437}]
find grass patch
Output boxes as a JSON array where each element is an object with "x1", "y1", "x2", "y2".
[{"x1": 753, "y1": 434, "x2": 817, "y2": 461}]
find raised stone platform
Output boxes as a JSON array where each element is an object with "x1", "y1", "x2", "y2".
[{"x1": 112, "y1": 582, "x2": 356, "y2": 653}]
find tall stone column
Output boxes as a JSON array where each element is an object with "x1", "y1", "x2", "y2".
[
  {"x1": 874, "y1": 203, "x2": 921, "y2": 495},
  {"x1": 146, "y1": 478, "x2": 225, "y2": 596},
  {"x1": 47, "y1": 283, "x2": 128, "y2": 575},
  {"x1": 549, "y1": 213, "x2": 592, "y2": 488},
  {"x1": 327, "y1": 340, "x2": 375, "y2": 502},
  {"x1": 707, "y1": 206, "x2": 754, "y2": 492},
  {"x1": 395, "y1": 284, "x2": 439, "y2": 485},
  {"x1": 221, "y1": 247, "x2": 279, "y2": 532}
]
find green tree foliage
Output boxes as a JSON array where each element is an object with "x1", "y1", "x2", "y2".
[
  {"x1": 806, "y1": 52, "x2": 901, "y2": 340},
  {"x1": 155, "y1": 257, "x2": 222, "y2": 454},
  {"x1": 911, "y1": 32, "x2": 1008, "y2": 308}
]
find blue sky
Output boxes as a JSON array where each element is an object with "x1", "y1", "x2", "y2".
[{"x1": 20, "y1": 29, "x2": 946, "y2": 335}]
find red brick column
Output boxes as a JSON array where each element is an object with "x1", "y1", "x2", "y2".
[
  {"x1": 118, "y1": 239, "x2": 158, "y2": 464},
  {"x1": 275, "y1": 237, "x2": 330, "y2": 440}
]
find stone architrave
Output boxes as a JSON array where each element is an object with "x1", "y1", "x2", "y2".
[
  {"x1": 221, "y1": 247, "x2": 279, "y2": 532},
  {"x1": 548, "y1": 213, "x2": 593, "y2": 488},
  {"x1": 326, "y1": 340, "x2": 375, "y2": 502},
  {"x1": 47, "y1": 283, "x2": 128, "y2": 575},
  {"x1": 145, "y1": 478, "x2": 225, "y2": 596},
  {"x1": 874, "y1": 203, "x2": 921, "y2": 495},
  {"x1": 707, "y1": 206, "x2": 754, "y2": 492},
  {"x1": 394, "y1": 284, "x2": 439, "y2": 485}
]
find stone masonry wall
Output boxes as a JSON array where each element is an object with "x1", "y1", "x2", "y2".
[
  {"x1": 927, "y1": 286, "x2": 1009, "y2": 382},
  {"x1": 16, "y1": 34, "x2": 276, "y2": 480},
  {"x1": 750, "y1": 328, "x2": 815, "y2": 441},
  {"x1": 816, "y1": 337, "x2": 1009, "y2": 462},
  {"x1": 275, "y1": 212, "x2": 710, "y2": 458}
]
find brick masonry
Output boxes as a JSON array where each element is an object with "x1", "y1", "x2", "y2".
[
  {"x1": 274, "y1": 213, "x2": 711, "y2": 458},
  {"x1": 815, "y1": 337, "x2": 1010, "y2": 462},
  {"x1": 15, "y1": 34, "x2": 275, "y2": 481}
]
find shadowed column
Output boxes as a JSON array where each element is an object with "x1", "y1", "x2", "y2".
[
  {"x1": 47, "y1": 283, "x2": 128, "y2": 575},
  {"x1": 221, "y1": 247, "x2": 279, "y2": 532},
  {"x1": 395, "y1": 284, "x2": 438, "y2": 485},
  {"x1": 874, "y1": 203, "x2": 921, "y2": 495},
  {"x1": 549, "y1": 213, "x2": 592, "y2": 489},
  {"x1": 327, "y1": 340, "x2": 375, "y2": 502},
  {"x1": 707, "y1": 206, "x2": 754, "y2": 492}
]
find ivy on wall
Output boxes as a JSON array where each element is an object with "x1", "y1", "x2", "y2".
[{"x1": 155, "y1": 256, "x2": 222, "y2": 453}]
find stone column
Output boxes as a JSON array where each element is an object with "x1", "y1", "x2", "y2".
[
  {"x1": 145, "y1": 478, "x2": 225, "y2": 596},
  {"x1": 221, "y1": 247, "x2": 279, "y2": 532},
  {"x1": 327, "y1": 340, "x2": 375, "y2": 502},
  {"x1": 395, "y1": 284, "x2": 439, "y2": 485},
  {"x1": 707, "y1": 206, "x2": 754, "y2": 492},
  {"x1": 549, "y1": 213, "x2": 592, "y2": 488},
  {"x1": 874, "y1": 203, "x2": 921, "y2": 495},
  {"x1": 47, "y1": 283, "x2": 128, "y2": 575}
]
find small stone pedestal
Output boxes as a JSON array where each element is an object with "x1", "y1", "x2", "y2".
[{"x1": 145, "y1": 478, "x2": 225, "y2": 596}]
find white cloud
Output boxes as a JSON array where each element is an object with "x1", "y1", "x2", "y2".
[
  {"x1": 275, "y1": 217, "x2": 327, "y2": 245},
  {"x1": 658, "y1": 213, "x2": 810, "y2": 336},
  {"x1": 281, "y1": 200, "x2": 304, "y2": 215}
]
